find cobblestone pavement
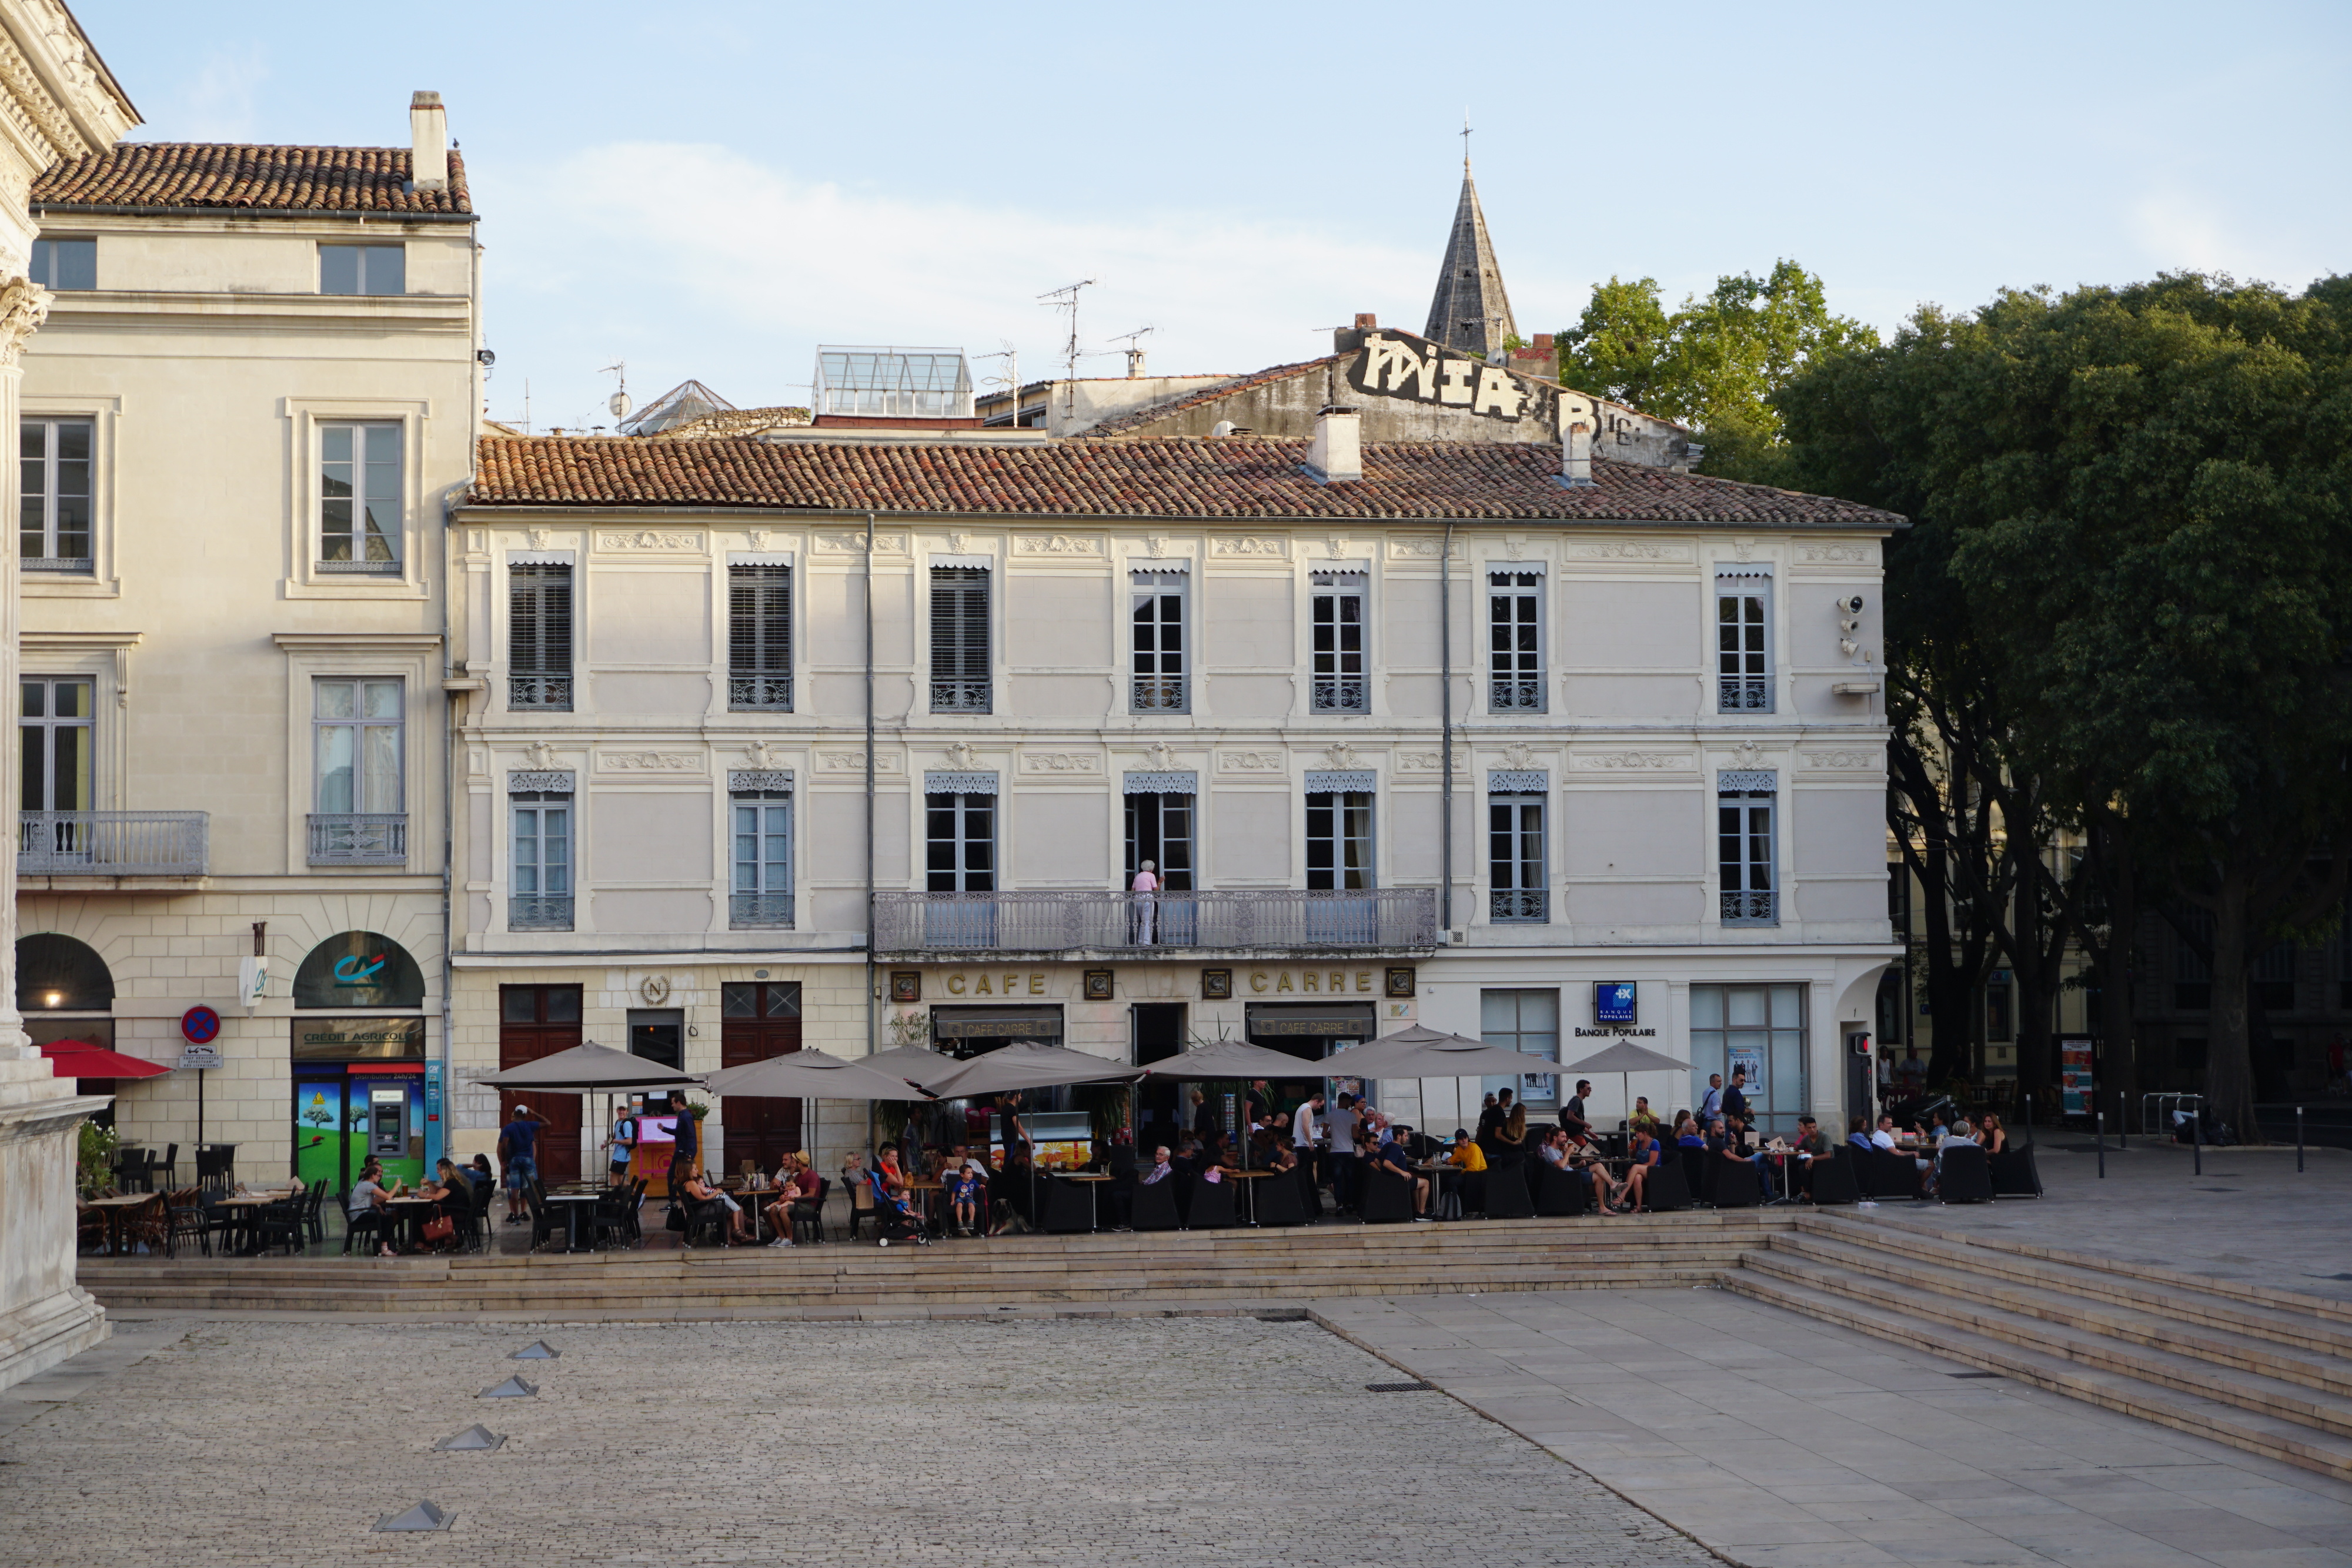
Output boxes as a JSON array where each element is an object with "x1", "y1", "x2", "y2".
[{"x1": 0, "y1": 1317, "x2": 1716, "y2": 1568}]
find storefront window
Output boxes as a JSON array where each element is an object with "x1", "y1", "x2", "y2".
[{"x1": 1690, "y1": 982, "x2": 1807, "y2": 1138}]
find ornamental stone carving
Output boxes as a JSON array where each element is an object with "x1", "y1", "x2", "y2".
[
  {"x1": 1799, "y1": 749, "x2": 1882, "y2": 769},
  {"x1": 597, "y1": 751, "x2": 703, "y2": 773},
  {"x1": 596, "y1": 530, "x2": 704, "y2": 551},
  {"x1": 944, "y1": 741, "x2": 979, "y2": 770},
  {"x1": 1015, "y1": 534, "x2": 1102, "y2": 556},
  {"x1": 0, "y1": 276, "x2": 49, "y2": 367},
  {"x1": 1395, "y1": 745, "x2": 1467, "y2": 774},
  {"x1": 1215, "y1": 750, "x2": 1287, "y2": 774},
  {"x1": 1388, "y1": 537, "x2": 1462, "y2": 560},
  {"x1": 1799, "y1": 543, "x2": 1876, "y2": 564},
  {"x1": 1321, "y1": 741, "x2": 1360, "y2": 770},
  {"x1": 1563, "y1": 539, "x2": 1690, "y2": 562},
  {"x1": 1211, "y1": 536, "x2": 1287, "y2": 558},
  {"x1": 1572, "y1": 752, "x2": 1691, "y2": 771},
  {"x1": 816, "y1": 531, "x2": 906, "y2": 554},
  {"x1": 1018, "y1": 753, "x2": 1101, "y2": 774}
]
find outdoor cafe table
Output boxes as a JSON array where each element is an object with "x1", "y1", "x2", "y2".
[
  {"x1": 212, "y1": 1189, "x2": 296, "y2": 1254},
  {"x1": 1225, "y1": 1168, "x2": 1272, "y2": 1226},
  {"x1": 82, "y1": 1192, "x2": 153, "y2": 1253},
  {"x1": 1055, "y1": 1171, "x2": 1110, "y2": 1231},
  {"x1": 540, "y1": 1191, "x2": 603, "y2": 1252},
  {"x1": 382, "y1": 1195, "x2": 443, "y2": 1252}
]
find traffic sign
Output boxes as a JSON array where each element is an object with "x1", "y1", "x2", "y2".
[
  {"x1": 180, "y1": 1005, "x2": 221, "y2": 1044},
  {"x1": 176, "y1": 1042, "x2": 223, "y2": 1071}
]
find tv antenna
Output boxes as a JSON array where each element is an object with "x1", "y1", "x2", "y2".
[
  {"x1": 1108, "y1": 326, "x2": 1154, "y2": 379},
  {"x1": 974, "y1": 340, "x2": 1020, "y2": 427},
  {"x1": 1039, "y1": 278, "x2": 1096, "y2": 417},
  {"x1": 600, "y1": 361, "x2": 630, "y2": 423}
]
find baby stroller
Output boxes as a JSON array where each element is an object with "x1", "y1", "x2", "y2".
[{"x1": 870, "y1": 1169, "x2": 928, "y2": 1248}]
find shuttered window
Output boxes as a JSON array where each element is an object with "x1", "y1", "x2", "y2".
[
  {"x1": 930, "y1": 567, "x2": 991, "y2": 713},
  {"x1": 729, "y1": 564, "x2": 792, "y2": 710},
  {"x1": 509, "y1": 564, "x2": 573, "y2": 710}
]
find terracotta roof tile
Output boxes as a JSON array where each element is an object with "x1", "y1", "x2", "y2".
[
  {"x1": 32, "y1": 143, "x2": 472, "y2": 216},
  {"x1": 467, "y1": 434, "x2": 1902, "y2": 529}
]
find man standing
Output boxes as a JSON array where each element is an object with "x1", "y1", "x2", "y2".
[
  {"x1": 497, "y1": 1102, "x2": 548, "y2": 1225},
  {"x1": 1698, "y1": 1073, "x2": 1725, "y2": 1126},
  {"x1": 1559, "y1": 1081, "x2": 1593, "y2": 1146},
  {"x1": 1723, "y1": 1066, "x2": 1751, "y2": 1125},
  {"x1": 1327, "y1": 1092, "x2": 1362, "y2": 1213},
  {"x1": 1292, "y1": 1089, "x2": 1326, "y2": 1215},
  {"x1": 663, "y1": 1089, "x2": 699, "y2": 1203}
]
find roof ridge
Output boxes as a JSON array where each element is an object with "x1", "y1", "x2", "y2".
[{"x1": 1080, "y1": 355, "x2": 1344, "y2": 438}]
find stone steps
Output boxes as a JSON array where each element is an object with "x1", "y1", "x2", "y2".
[{"x1": 1723, "y1": 1222, "x2": 2352, "y2": 1484}]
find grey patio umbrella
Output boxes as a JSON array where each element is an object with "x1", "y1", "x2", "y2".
[
  {"x1": 1337, "y1": 1024, "x2": 1547, "y2": 1079},
  {"x1": 1559, "y1": 1039, "x2": 1689, "y2": 1136},
  {"x1": 859, "y1": 1044, "x2": 960, "y2": 1084},
  {"x1": 707, "y1": 1050, "x2": 935, "y2": 1235},
  {"x1": 479, "y1": 1040, "x2": 703, "y2": 1092},
  {"x1": 922, "y1": 1041, "x2": 1141, "y2": 1098},
  {"x1": 1141, "y1": 1037, "x2": 1332, "y2": 1169}
]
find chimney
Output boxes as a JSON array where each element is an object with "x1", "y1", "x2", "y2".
[
  {"x1": 410, "y1": 91, "x2": 448, "y2": 193},
  {"x1": 1558, "y1": 393, "x2": 1596, "y2": 488},
  {"x1": 1354, "y1": 313, "x2": 1377, "y2": 330},
  {"x1": 1305, "y1": 406, "x2": 1362, "y2": 483},
  {"x1": 1532, "y1": 333, "x2": 1553, "y2": 355}
]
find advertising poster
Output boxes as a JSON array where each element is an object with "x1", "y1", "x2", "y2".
[
  {"x1": 2060, "y1": 1036, "x2": 2095, "y2": 1115},
  {"x1": 1728, "y1": 1048, "x2": 1765, "y2": 1098}
]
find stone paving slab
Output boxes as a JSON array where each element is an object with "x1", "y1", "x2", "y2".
[{"x1": 1314, "y1": 1288, "x2": 2352, "y2": 1568}]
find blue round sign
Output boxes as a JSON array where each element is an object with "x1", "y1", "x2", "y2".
[{"x1": 180, "y1": 1005, "x2": 220, "y2": 1045}]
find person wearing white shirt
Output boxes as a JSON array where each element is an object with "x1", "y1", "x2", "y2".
[
  {"x1": 1130, "y1": 860, "x2": 1160, "y2": 944},
  {"x1": 1698, "y1": 1074, "x2": 1725, "y2": 1125}
]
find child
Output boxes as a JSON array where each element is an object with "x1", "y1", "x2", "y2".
[{"x1": 947, "y1": 1162, "x2": 983, "y2": 1235}]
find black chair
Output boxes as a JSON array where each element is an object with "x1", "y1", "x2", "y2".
[
  {"x1": 251, "y1": 1192, "x2": 305, "y2": 1255},
  {"x1": 153, "y1": 1144, "x2": 180, "y2": 1188},
  {"x1": 1709, "y1": 1158, "x2": 1764, "y2": 1208},
  {"x1": 1866, "y1": 1148, "x2": 1925, "y2": 1200},
  {"x1": 165, "y1": 1188, "x2": 209, "y2": 1258},
  {"x1": 463, "y1": 1176, "x2": 497, "y2": 1250},
  {"x1": 790, "y1": 1178, "x2": 829, "y2": 1243},
  {"x1": 1641, "y1": 1157, "x2": 1692, "y2": 1212},
  {"x1": 1131, "y1": 1176, "x2": 1181, "y2": 1231},
  {"x1": 1482, "y1": 1156, "x2": 1534, "y2": 1219},
  {"x1": 1186, "y1": 1175, "x2": 1238, "y2": 1229},
  {"x1": 523, "y1": 1183, "x2": 570, "y2": 1251},
  {"x1": 1806, "y1": 1152, "x2": 1860, "y2": 1206},
  {"x1": 1042, "y1": 1176, "x2": 1096, "y2": 1234},
  {"x1": 304, "y1": 1181, "x2": 331, "y2": 1246},
  {"x1": 1936, "y1": 1145, "x2": 1994, "y2": 1204},
  {"x1": 1360, "y1": 1166, "x2": 1415, "y2": 1223},
  {"x1": 1679, "y1": 1146, "x2": 1712, "y2": 1205},
  {"x1": 1254, "y1": 1170, "x2": 1308, "y2": 1226},
  {"x1": 1535, "y1": 1162, "x2": 1589, "y2": 1217},
  {"x1": 1988, "y1": 1148, "x2": 2042, "y2": 1198}
]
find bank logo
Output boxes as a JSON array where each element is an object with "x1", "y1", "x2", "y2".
[{"x1": 1595, "y1": 982, "x2": 1638, "y2": 1025}]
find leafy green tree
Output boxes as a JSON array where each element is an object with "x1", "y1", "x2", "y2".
[{"x1": 1558, "y1": 276, "x2": 1676, "y2": 413}]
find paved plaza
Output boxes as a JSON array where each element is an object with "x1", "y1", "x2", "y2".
[{"x1": 0, "y1": 1315, "x2": 1715, "y2": 1568}]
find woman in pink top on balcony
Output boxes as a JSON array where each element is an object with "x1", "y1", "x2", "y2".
[{"x1": 1130, "y1": 859, "x2": 1159, "y2": 944}]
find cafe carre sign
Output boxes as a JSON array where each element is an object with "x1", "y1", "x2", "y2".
[{"x1": 1344, "y1": 331, "x2": 1556, "y2": 428}]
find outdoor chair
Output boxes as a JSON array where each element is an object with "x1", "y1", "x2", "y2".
[
  {"x1": 1936, "y1": 1145, "x2": 1994, "y2": 1204},
  {"x1": 1359, "y1": 1166, "x2": 1414, "y2": 1223},
  {"x1": 340, "y1": 1202, "x2": 382, "y2": 1255},
  {"x1": 1865, "y1": 1148, "x2": 1925, "y2": 1200},
  {"x1": 522, "y1": 1183, "x2": 566, "y2": 1252},
  {"x1": 250, "y1": 1192, "x2": 305, "y2": 1255},
  {"x1": 1806, "y1": 1152, "x2": 1860, "y2": 1206},
  {"x1": 1988, "y1": 1148, "x2": 2042, "y2": 1198},
  {"x1": 1535, "y1": 1161, "x2": 1589, "y2": 1217},
  {"x1": 1641, "y1": 1157, "x2": 1692, "y2": 1212},
  {"x1": 843, "y1": 1175, "x2": 879, "y2": 1241},
  {"x1": 1130, "y1": 1177, "x2": 1180, "y2": 1231},
  {"x1": 1041, "y1": 1175, "x2": 1096, "y2": 1234},
  {"x1": 165, "y1": 1186, "x2": 209, "y2": 1258},
  {"x1": 1680, "y1": 1146, "x2": 1712, "y2": 1205},
  {"x1": 113, "y1": 1150, "x2": 153, "y2": 1194},
  {"x1": 590, "y1": 1182, "x2": 636, "y2": 1250},
  {"x1": 153, "y1": 1144, "x2": 180, "y2": 1188},
  {"x1": 1185, "y1": 1174, "x2": 1238, "y2": 1229},
  {"x1": 1709, "y1": 1159, "x2": 1765, "y2": 1208},
  {"x1": 75, "y1": 1205, "x2": 108, "y2": 1253},
  {"x1": 1254, "y1": 1169, "x2": 1309, "y2": 1226},
  {"x1": 1482, "y1": 1156, "x2": 1535, "y2": 1219},
  {"x1": 789, "y1": 1178, "x2": 828, "y2": 1245},
  {"x1": 462, "y1": 1176, "x2": 496, "y2": 1250},
  {"x1": 303, "y1": 1181, "x2": 331, "y2": 1245}
]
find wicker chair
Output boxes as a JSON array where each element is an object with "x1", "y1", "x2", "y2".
[
  {"x1": 121, "y1": 1193, "x2": 172, "y2": 1255},
  {"x1": 166, "y1": 1186, "x2": 211, "y2": 1258}
]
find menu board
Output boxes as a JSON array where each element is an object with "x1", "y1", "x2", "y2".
[{"x1": 2059, "y1": 1036, "x2": 2094, "y2": 1115}]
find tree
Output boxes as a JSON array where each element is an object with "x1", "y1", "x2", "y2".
[{"x1": 1558, "y1": 260, "x2": 1878, "y2": 485}]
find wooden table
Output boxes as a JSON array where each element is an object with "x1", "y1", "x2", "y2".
[
  {"x1": 1225, "y1": 1168, "x2": 1274, "y2": 1226},
  {"x1": 212, "y1": 1191, "x2": 297, "y2": 1254},
  {"x1": 382, "y1": 1195, "x2": 442, "y2": 1252},
  {"x1": 82, "y1": 1192, "x2": 154, "y2": 1253}
]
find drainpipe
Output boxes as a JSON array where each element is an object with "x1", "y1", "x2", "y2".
[
  {"x1": 1439, "y1": 519, "x2": 1455, "y2": 935},
  {"x1": 864, "y1": 512, "x2": 877, "y2": 1156}
]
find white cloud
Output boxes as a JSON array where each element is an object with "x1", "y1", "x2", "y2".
[{"x1": 482, "y1": 142, "x2": 1434, "y2": 425}]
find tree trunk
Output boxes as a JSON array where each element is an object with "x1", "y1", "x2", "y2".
[
  {"x1": 2204, "y1": 865, "x2": 2257, "y2": 1140},
  {"x1": 2102, "y1": 830, "x2": 2139, "y2": 1126}
]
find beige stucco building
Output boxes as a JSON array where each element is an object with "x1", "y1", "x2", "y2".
[{"x1": 15, "y1": 96, "x2": 479, "y2": 1200}]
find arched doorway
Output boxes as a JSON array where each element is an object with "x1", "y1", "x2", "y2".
[
  {"x1": 291, "y1": 931, "x2": 429, "y2": 1195},
  {"x1": 17, "y1": 932, "x2": 117, "y2": 1125}
]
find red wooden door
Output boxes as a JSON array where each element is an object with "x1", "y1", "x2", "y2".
[
  {"x1": 720, "y1": 981, "x2": 802, "y2": 1176},
  {"x1": 498, "y1": 984, "x2": 583, "y2": 1186}
]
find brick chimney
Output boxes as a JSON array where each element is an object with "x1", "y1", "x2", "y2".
[
  {"x1": 1305, "y1": 406, "x2": 1362, "y2": 484},
  {"x1": 410, "y1": 91, "x2": 449, "y2": 193}
]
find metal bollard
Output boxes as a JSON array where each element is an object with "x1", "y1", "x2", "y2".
[
  {"x1": 2096, "y1": 1109, "x2": 2105, "y2": 1179},
  {"x1": 2193, "y1": 1104, "x2": 2201, "y2": 1176},
  {"x1": 2297, "y1": 1106, "x2": 2305, "y2": 1174},
  {"x1": 2117, "y1": 1091, "x2": 2127, "y2": 1151}
]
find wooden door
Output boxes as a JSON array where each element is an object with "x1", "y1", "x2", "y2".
[
  {"x1": 720, "y1": 981, "x2": 802, "y2": 1176},
  {"x1": 498, "y1": 984, "x2": 583, "y2": 1186}
]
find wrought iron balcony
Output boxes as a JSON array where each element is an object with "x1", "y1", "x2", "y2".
[
  {"x1": 1130, "y1": 676, "x2": 1187, "y2": 713},
  {"x1": 510, "y1": 894, "x2": 573, "y2": 931},
  {"x1": 19, "y1": 811, "x2": 208, "y2": 877},
  {"x1": 308, "y1": 813, "x2": 407, "y2": 866},
  {"x1": 1489, "y1": 888, "x2": 1548, "y2": 923},
  {"x1": 1489, "y1": 678, "x2": 1544, "y2": 713},
  {"x1": 730, "y1": 892, "x2": 794, "y2": 929},
  {"x1": 1310, "y1": 678, "x2": 1368, "y2": 713},
  {"x1": 1720, "y1": 890, "x2": 1778, "y2": 926},
  {"x1": 729, "y1": 672, "x2": 793, "y2": 711},
  {"x1": 1717, "y1": 676, "x2": 1772, "y2": 713},
  {"x1": 930, "y1": 679, "x2": 991, "y2": 714},
  {"x1": 872, "y1": 888, "x2": 1437, "y2": 957},
  {"x1": 510, "y1": 674, "x2": 573, "y2": 710}
]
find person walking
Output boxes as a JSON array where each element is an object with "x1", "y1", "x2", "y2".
[{"x1": 662, "y1": 1089, "x2": 700, "y2": 1208}]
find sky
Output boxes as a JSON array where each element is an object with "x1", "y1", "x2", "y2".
[{"x1": 74, "y1": 0, "x2": 2352, "y2": 433}]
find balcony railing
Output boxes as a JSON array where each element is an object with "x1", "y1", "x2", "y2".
[
  {"x1": 19, "y1": 811, "x2": 208, "y2": 877},
  {"x1": 1131, "y1": 676, "x2": 1187, "y2": 713},
  {"x1": 510, "y1": 674, "x2": 573, "y2": 710},
  {"x1": 1720, "y1": 890, "x2": 1778, "y2": 926},
  {"x1": 729, "y1": 672, "x2": 793, "y2": 711},
  {"x1": 1489, "y1": 678, "x2": 1544, "y2": 713},
  {"x1": 1310, "y1": 678, "x2": 1368, "y2": 713},
  {"x1": 1489, "y1": 888, "x2": 1548, "y2": 923},
  {"x1": 510, "y1": 894, "x2": 574, "y2": 931},
  {"x1": 872, "y1": 888, "x2": 1437, "y2": 955},
  {"x1": 730, "y1": 892, "x2": 794, "y2": 929},
  {"x1": 308, "y1": 813, "x2": 407, "y2": 866},
  {"x1": 1718, "y1": 676, "x2": 1772, "y2": 713},
  {"x1": 931, "y1": 679, "x2": 991, "y2": 714}
]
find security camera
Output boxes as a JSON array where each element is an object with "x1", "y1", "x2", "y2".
[{"x1": 1840, "y1": 595, "x2": 1865, "y2": 614}]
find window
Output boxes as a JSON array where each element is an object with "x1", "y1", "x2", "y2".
[
  {"x1": 29, "y1": 238, "x2": 94, "y2": 291},
  {"x1": 1488, "y1": 790, "x2": 1546, "y2": 922},
  {"x1": 1309, "y1": 572, "x2": 1367, "y2": 713},
  {"x1": 1887, "y1": 861, "x2": 1912, "y2": 935},
  {"x1": 319, "y1": 243, "x2": 405, "y2": 296},
  {"x1": 730, "y1": 779, "x2": 793, "y2": 928},
  {"x1": 20, "y1": 418, "x2": 92, "y2": 571},
  {"x1": 1716, "y1": 570, "x2": 1772, "y2": 711},
  {"x1": 924, "y1": 787, "x2": 996, "y2": 946},
  {"x1": 1125, "y1": 787, "x2": 1196, "y2": 944},
  {"x1": 509, "y1": 563, "x2": 574, "y2": 710},
  {"x1": 319, "y1": 422, "x2": 401, "y2": 572},
  {"x1": 1718, "y1": 773, "x2": 1776, "y2": 925},
  {"x1": 1131, "y1": 571, "x2": 1187, "y2": 713},
  {"x1": 1305, "y1": 789, "x2": 1374, "y2": 891},
  {"x1": 728, "y1": 564, "x2": 792, "y2": 710},
  {"x1": 1488, "y1": 570, "x2": 1542, "y2": 712},
  {"x1": 511, "y1": 787, "x2": 573, "y2": 931},
  {"x1": 1480, "y1": 988, "x2": 1560, "y2": 1109},
  {"x1": 1690, "y1": 982, "x2": 1806, "y2": 1138},
  {"x1": 930, "y1": 567, "x2": 990, "y2": 713},
  {"x1": 309, "y1": 678, "x2": 405, "y2": 864},
  {"x1": 20, "y1": 677, "x2": 92, "y2": 813}
]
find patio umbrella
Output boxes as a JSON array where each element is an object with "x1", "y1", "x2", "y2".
[
  {"x1": 924, "y1": 1043, "x2": 1141, "y2": 1225},
  {"x1": 39, "y1": 1039, "x2": 171, "y2": 1078},
  {"x1": 859, "y1": 1043, "x2": 960, "y2": 1084},
  {"x1": 706, "y1": 1050, "x2": 934, "y2": 1237},
  {"x1": 478, "y1": 1040, "x2": 703, "y2": 1092},
  {"x1": 1559, "y1": 1039, "x2": 1689, "y2": 1136},
  {"x1": 1141, "y1": 1038, "x2": 1332, "y2": 1168},
  {"x1": 1337, "y1": 1024, "x2": 1546, "y2": 1079}
]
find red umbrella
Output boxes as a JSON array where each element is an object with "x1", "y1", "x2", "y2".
[{"x1": 39, "y1": 1039, "x2": 169, "y2": 1078}]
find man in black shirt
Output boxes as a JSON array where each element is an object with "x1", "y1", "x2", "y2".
[
  {"x1": 1722, "y1": 1067, "x2": 1752, "y2": 1124},
  {"x1": 663, "y1": 1089, "x2": 699, "y2": 1208},
  {"x1": 1559, "y1": 1081, "x2": 1594, "y2": 1146}
]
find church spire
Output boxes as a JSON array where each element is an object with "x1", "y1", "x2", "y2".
[{"x1": 1422, "y1": 139, "x2": 1518, "y2": 359}]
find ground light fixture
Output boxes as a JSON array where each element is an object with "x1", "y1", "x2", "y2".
[
  {"x1": 433, "y1": 1424, "x2": 507, "y2": 1452},
  {"x1": 511, "y1": 1340, "x2": 560, "y2": 1359},
  {"x1": 373, "y1": 1500, "x2": 455, "y2": 1532},
  {"x1": 479, "y1": 1375, "x2": 537, "y2": 1398}
]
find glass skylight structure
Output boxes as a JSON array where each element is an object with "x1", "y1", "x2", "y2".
[{"x1": 814, "y1": 347, "x2": 973, "y2": 419}]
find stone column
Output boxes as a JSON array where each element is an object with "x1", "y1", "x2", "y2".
[{"x1": 0, "y1": 270, "x2": 109, "y2": 1388}]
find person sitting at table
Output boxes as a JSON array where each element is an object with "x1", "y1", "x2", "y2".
[
  {"x1": 1847, "y1": 1116, "x2": 1876, "y2": 1154},
  {"x1": 1374, "y1": 1126, "x2": 1431, "y2": 1221},
  {"x1": 1708, "y1": 1116, "x2": 1778, "y2": 1200},
  {"x1": 1979, "y1": 1113, "x2": 2008, "y2": 1155},
  {"x1": 1622, "y1": 1122, "x2": 1663, "y2": 1211},
  {"x1": 1267, "y1": 1140, "x2": 1298, "y2": 1177},
  {"x1": 680, "y1": 1172, "x2": 753, "y2": 1245},
  {"x1": 348, "y1": 1160, "x2": 397, "y2": 1258},
  {"x1": 1537, "y1": 1126, "x2": 1571, "y2": 1168},
  {"x1": 1673, "y1": 1112, "x2": 1707, "y2": 1149},
  {"x1": 944, "y1": 1159, "x2": 985, "y2": 1237},
  {"x1": 1443, "y1": 1129, "x2": 1487, "y2": 1213},
  {"x1": 763, "y1": 1153, "x2": 820, "y2": 1246},
  {"x1": 1785, "y1": 1115, "x2": 1834, "y2": 1201}
]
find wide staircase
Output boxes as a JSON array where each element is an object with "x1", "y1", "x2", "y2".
[
  {"x1": 1726, "y1": 1212, "x2": 2352, "y2": 1483},
  {"x1": 80, "y1": 1210, "x2": 1784, "y2": 1319}
]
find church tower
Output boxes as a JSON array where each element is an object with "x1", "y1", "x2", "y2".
[{"x1": 1423, "y1": 152, "x2": 1518, "y2": 358}]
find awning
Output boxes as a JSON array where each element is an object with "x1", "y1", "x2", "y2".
[
  {"x1": 930, "y1": 1006, "x2": 1063, "y2": 1041},
  {"x1": 39, "y1": 1040, "x2": 170, "y2": 1079},
  {"x1": 1245, "y1": 1004, "x2": 1375, "y2": 1038}
]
